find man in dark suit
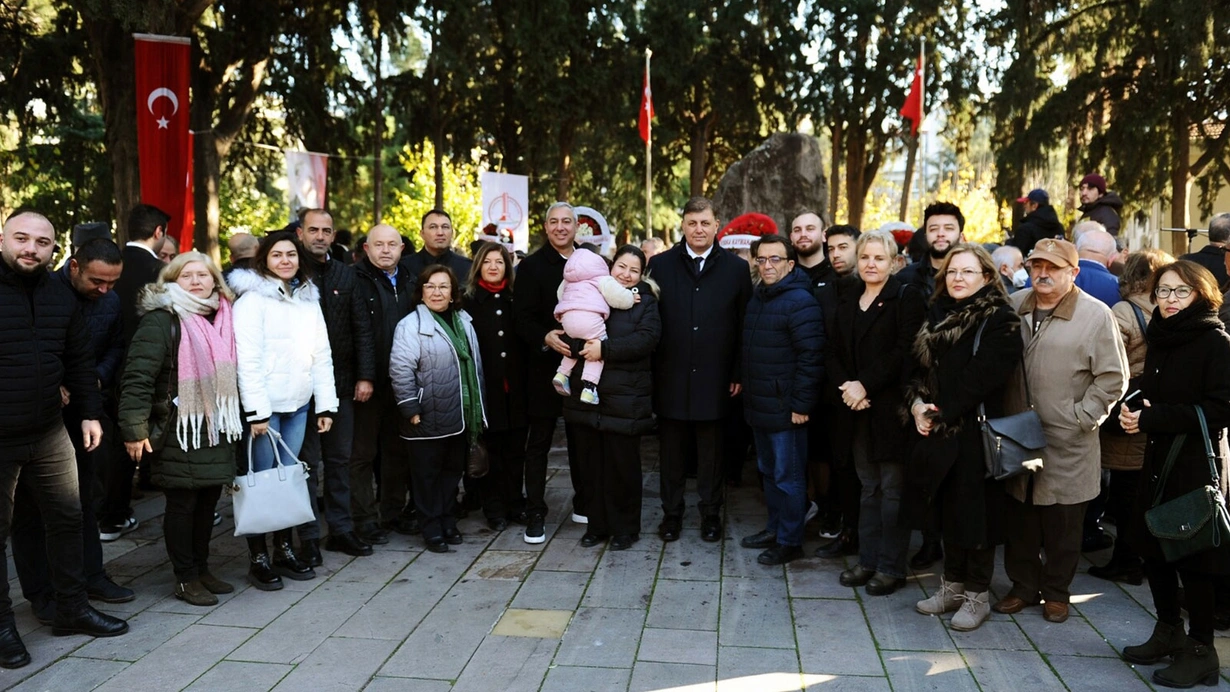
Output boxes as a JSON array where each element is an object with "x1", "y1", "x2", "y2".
[
  {"x1": 513, "y1": 202, "x2": 582, "y2": 544},
  {"x1": 649, "y1": 197, "x2": 753, "y2": 543},
  {"x1": 98, "y1": 203, "x2": 169, "y2": 542},
  {"x1": 1181, "y1": 213, "x2": 1230, "y2": 289},
  {"x1": 400, "y1": 209, "x2": 472, "y2": 282}
]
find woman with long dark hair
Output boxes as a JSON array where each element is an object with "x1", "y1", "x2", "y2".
[
  {"x1": 562, "y1": 245, "x2": 661, "y2": 549},
  {"x1": 1118, "y1": 260, "x2": 1230, "y2": 688},
  {"x1": 230, "y1": 231, "x2": 337, "y2": 590}
]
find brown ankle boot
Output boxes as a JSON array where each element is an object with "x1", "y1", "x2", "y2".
[
  {"x1": 1122, "y1": 619, "x2": 1187, "y2": 665},
  {"x1": 1151, "y1": 636, "x2": 1220, "y2": 689}
]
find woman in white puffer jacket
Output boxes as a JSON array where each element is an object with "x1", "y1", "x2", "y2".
[{"x1": 228, "y1": 230, "x2": 338, "y2": 591}]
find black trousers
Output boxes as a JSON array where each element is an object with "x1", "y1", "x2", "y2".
[
  {"x1": 1104, "y1": 469, "x2": 1142, "y2": 566},
  {"x1": 407, "y1": 434, "x2": 466, "y2": 540},
  {"x1": 162, "y1": 485, "x2": 223, "y2": 582},
  {"x1": 573, "y1": 425, "x2": 642, "y2": 536},
  {"x1": 97, "y1": 406, "x2": 136, "y2": 527},
  {"x1": 13, "y1": 416, "x2": 107, "y2": 607},
  {"x1": 658, "y1": 418, "x2": 724, "y2": 519},
  {"x1": 944, "y1": 544, "x2": 996, "y2": 593},
  {"x1": 0, "y1": 425, "x2": 88, "y2": 623},
  {"x1": 1003, "y1": 496, "x2": 1087, "y2": 603},
  {"x1": 480, "y1": 427, "x2": 527, "y2": 520},
  {"x1": 525, "y1": 416, "x2": 577, "y2": 518},
  {"x1": 351, "y1": 388, "x2": 408, "y2": 527},
  {"x1": 1146, "y1": 559, "x2": 1216, "y2": 645},
  {"x1": 299, "y1": 398, "x2": 355, "y2": 539}
]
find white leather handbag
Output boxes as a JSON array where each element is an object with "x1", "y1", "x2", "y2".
[{"x1": 231, "y1": 429, "x2": 315, "y2": 536}]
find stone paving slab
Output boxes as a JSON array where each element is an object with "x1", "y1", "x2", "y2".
[{"x1": 13, "y1": 429, "x2": 1230, "y2": 690}]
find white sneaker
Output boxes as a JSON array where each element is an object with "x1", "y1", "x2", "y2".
[
  {"x1": 950, "y1": 590, "x2": 991, "y2": 631},
  {"x1": 99, "y1": 517, "x2": 139, "y2": 542},
  {"x1": 915, "y1": 578, "x2": 964, "y2": 615},
  {"x1": 571, "y1": 512, "x2": 588, "y2": 525},
  {"x1": 804, "y1": 501, "x2": 819, "y2": 524}
]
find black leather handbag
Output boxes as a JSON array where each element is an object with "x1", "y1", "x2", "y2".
[
  {"x1": 1144, "y1": 405, "x2": 1230, "y2": 563},
  {"x1": 972, "y1": 320, "x2": 1047, "y2": 481}
]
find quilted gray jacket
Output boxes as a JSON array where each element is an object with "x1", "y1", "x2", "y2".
[{"x1": 390, "y1": 304, "x2": 487, "y2": 440}]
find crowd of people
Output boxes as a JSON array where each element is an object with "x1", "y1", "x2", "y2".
[{"x1": 2, "y1": 187, "x2": 1230, "y2": 688}]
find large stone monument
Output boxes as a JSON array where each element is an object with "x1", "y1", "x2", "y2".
[{"x1": 712, "y1": 133, "x2": 828, "y2": 233}]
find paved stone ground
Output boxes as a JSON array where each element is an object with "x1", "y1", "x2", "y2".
[{"x1": 3, "y1": 431, "x2": 1230, "y2": 691}]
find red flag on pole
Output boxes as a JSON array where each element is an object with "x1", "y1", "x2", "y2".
[
  {"x1": 900, "y1": 48, "x2": 924, "y2": 137},
  {"x1": 638, "y1": 64, "x2": 655, "y2": 143},
  {"x1": 134, "y1": 34, "x2": 194, "y2": 251}
]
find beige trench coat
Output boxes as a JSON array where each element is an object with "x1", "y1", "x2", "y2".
[
  {"x1": 1005, "y1": 286, "x2": 1127, "y2": 505},
  {"x1": 1100, "y1": 293, "x2": 1153, "y2": 471}
]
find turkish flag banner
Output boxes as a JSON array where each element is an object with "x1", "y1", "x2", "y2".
[
  {"x1": 638, "y1": 66, "x2": 654, "y2": 144},
  {"x1": 900, "y1": 53, "x2": 924, "y2": 137},
  {"x1": 134, "y1": 34, "x2": 194, "y2": 251}
]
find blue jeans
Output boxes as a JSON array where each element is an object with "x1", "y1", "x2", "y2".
[
  {"x1": 752, "y1": 427, "x2": 809, "y2": 547},
  {"x1": 247, "y1": 405, "x2": 309, "y2": 473}
]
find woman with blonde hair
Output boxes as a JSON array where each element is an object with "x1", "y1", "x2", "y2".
[{"x1": 119, "y1": 252, "x2": 242, "y2": 605}]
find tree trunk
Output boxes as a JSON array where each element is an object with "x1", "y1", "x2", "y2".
[
  {"x1": 829, "y1": 120, "x2": 843, "y2": 224},
  {"x1": 1170, "y1": 109, "x2": 1191, "y2": 253},
  {"x1": 433, "y1": 126, "x2": 445, "y2": 210},
  {"x1": 83, "y1": 21, "x2": 139, "y2": 243},
  {"x1": 899, "y1": 134, "x2": 918, "y2": 222},
  {"x1": 689, "y1": 117, "x2": 713, "y2": 198},
  {"x1": 193, "y1": 133, "x2": 223, "y2": 265},
  {"x1": 845, "y1": 128, "x2": 868, "y2": 229}
]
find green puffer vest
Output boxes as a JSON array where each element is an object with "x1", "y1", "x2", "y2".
[{"x1": 117, "y1": 307, "x2": 237, "y2": 489}]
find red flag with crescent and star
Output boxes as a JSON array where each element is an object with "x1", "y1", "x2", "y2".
[
  {"x1": 638, "y1": 65, "x2": 654, "y2": 144},
  {"x1": 900, "y1": 47, "x2": 924, "y2": 137},
  {"x1": 134, "y1": 34, "x2": 194, "y2": 251}
]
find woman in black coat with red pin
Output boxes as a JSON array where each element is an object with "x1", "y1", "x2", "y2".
[{"x1": 1117, "y1": 260, "x2": 1230, "y2": 688}]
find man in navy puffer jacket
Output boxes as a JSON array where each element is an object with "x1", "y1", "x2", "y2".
[{"x1": 738, "y1": 234, "x2": 824, "y2": 566}]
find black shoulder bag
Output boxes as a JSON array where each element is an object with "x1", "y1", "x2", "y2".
[
  {"x1": 1144, "y1": 405, "x2": 1230, "y2": 562},
  {"x1": 973, "y1": 319, "x2": 1047, "y2": 481}
]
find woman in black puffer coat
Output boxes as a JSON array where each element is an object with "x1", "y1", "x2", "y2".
[
  {"x1": 1117, "y1": 260, "x2": 1230, "y2": 688},
  {"x1": 562, "y1": 245, "x2": 662, "y2": 550}
]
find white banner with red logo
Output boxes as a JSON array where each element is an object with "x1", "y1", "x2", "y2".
[{"x1": 479, "y1": 172, "x2": 529, "y2": 253}]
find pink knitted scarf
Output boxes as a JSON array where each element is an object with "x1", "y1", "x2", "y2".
[{"x1": 165, "y1": 284, "x2": 242, "y2": 449}]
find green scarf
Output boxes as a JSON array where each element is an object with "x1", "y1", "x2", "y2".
[{"x1": 431, "y1": 309, "x2": 483, "y2": 444}]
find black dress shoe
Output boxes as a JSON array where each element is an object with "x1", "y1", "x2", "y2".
[
  {"x1": 659, "y1": 518, "x2": 682, "y2": 542},
  {"x1": 356, "y1": 523, "x2": 390, "y2": 545},
  {"x1": 1081, "y1": 531, "x2": 1114, "y2": 553},
  {"x1": 326, "y1": 532, "x2": 375, "y2": 556},
  {"x1": 487, "y1": 517, "x2": 509, "y2": 531},
  {"x1": 31, "y1": 599, "x2": 55, "y2": 626},
  {"x1": 87, "y1": 577, "x2": 136, "y2": 604},
  {"x1": 610, "y1": 534, "x2": 639, "y2": 551},
  {"x1": 839, "y1": 564, "x2": 875, "y2": 587},
  {"x1": 910, "y1": 540, "x2": 943, "y2": 569},
  {"x1": 507, "y1": 510, "x2": 529, "y2": 526},
  {"x1": 701, "y1": 516, "x2": 723, "y2": 543},
  {"x1": 580, "y1": 532, "x2": 609, "y2": 548},
  {"x1": 1088, "y1": 560, "x2": 1145, "y2": 585},
  {"x1": 865, "y1": 574, "x2": 906, "y2": 596},
  {"x1": 815, "y1": 529, "x2": 858, "y2": 559},
  {"x1": 741, "y1": 530, "x2": 777, "y2": 549},
  {"x1": 52, "y1": 605, "x2": 129, "y2": 637},
  {"x1": 758, "y1": 544, "x2": 804, "y2": 565},
  {"x1": 385, "y1": 516, "x2": 422, "y2": 536},
  {"x1": 0, "y1": 625, "x2": 30, "y2": 669},
  {"x1": 424, "y1": 536, "x2": 449, "y2": 553},
  {"x1": 443, "y1": 528, "x2": 463, "y2": 545},
  {"x1": 299, "y1": 539, "x2": 323, "y2": 568},
  {"x1": 272, "y1": 534, "x2": 317, "y2": 581}
]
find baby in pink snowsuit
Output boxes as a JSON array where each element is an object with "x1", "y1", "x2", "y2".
[{"x1": 552, "y1": 248, "x2": 636, "y2": 405}]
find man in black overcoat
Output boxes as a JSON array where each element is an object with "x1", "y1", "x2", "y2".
[{"x1": 648, "y1": 197, "x2": 753, "y2": 543}]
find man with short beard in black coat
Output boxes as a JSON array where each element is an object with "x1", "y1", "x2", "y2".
[
  {"x1": 296, "y1": 209, "x2": 378, "y2": 562},
  {"x1": 0, "y1": 211, "x2": 129, "y2": 669},
  {"x1": 649, "y1": 197, "x2": 753, "y2": 544}
]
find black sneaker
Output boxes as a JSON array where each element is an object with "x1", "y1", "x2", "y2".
[{"x1": 524, "y1": 514, "x2": 546, "y2": 544}]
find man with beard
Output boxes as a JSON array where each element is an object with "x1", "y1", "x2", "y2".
[
  {"x1": 897, "y1": 202, "x2": 966, "y2": 297},
  {"x1": 1077, "y1": 174, "x2": 1124, "y2": 236},
  {"x1": 295, "y1": 209, "x2": 378, "y2": 562},
  {"x1": 0, "y1": 211, "x2": 129, "y2": 668},
  {"x1": 893, "y1": 202, "x2": 966, "y2": 569},
  {"x1": 790, "y1": 211, "x2": 833, "y2": 287}
]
